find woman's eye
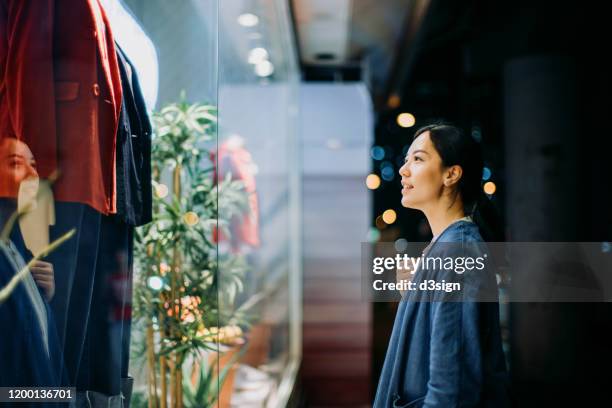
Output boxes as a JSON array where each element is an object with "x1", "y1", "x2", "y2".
[{"x1": 414, "y1": 156, "x2": 422, "y2": 162}]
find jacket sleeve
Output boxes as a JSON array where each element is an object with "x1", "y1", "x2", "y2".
[{"x1": 1, "y1": 0, "x2": 57, "y2": 177}]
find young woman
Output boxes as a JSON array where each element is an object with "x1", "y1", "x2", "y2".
[{"x1": 374, "y1": 124, "x2": 509, "y2": 407}]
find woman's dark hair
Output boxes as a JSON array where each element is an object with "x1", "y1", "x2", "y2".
[{"x1": 413, "y1": 123, "x2": 504, "y2": 241}]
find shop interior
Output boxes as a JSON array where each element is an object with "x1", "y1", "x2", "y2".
[{"x1": 0, "y1": 1, "x2": 611, "y2": 407}]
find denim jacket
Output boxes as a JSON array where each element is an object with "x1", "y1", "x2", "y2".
[{"x1": 374, "y1": 220, "x2": 509, "y2": 408}]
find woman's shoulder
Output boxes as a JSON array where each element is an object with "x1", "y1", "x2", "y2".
[
  {"x1": 428, "y1": 221, "x2": 489, "y2": 262},
  {"x1": 437, "y1": 220, "x2": 484, "y2": 244}
]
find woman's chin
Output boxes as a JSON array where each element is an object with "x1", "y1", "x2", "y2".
[{"x1": 400, "y1": 197, "x2": 417, "y2": 209}]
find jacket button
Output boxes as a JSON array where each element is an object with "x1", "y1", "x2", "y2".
[{"x1": 92, "y1": 84, "x2": 100, "y2": 96}]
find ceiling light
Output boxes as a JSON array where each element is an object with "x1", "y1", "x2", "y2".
[
  {"x1": 255, "y1": 60, "x2": 274, "y2": 77},
  {"x1": 238, "y1": 13, "x2": 259, "y2": 27},
  {"x1": 248, "y1": 47, "x2": 269, "y2": 64}
]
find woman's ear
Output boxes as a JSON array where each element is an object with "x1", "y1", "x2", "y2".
[{"x1": 443, "y1": 165, "x2": 463, "y2": 187}]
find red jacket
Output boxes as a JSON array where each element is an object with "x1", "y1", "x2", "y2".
[
  {"x1": 211, "y1": 140, "x2": 261, "y2": 250},
  {"x1": 0, "y1": 0, "x2": 122, "y2": 215}
]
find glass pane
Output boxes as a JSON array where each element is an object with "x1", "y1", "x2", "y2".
[
  {"x1": 217, "y1": 0, "x2": 301, "y2": 406},
  {"x1": 0, "y1": 1, "x2": 219, "y2": 407},
  {"x1": 120, "y1": 1, "x2": 220, "y2": 407}
]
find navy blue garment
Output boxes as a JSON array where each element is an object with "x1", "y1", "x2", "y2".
[
  {"x1": 374, "y1": 220, "x2": 509, "y2": 408},
  {"x1": 47, "y1": 202, "x2": 133, "y2": 400},
  {"x1": 114, "y1": 44, "x2": 152, "y2": 227},
  {"x1": 0, "y1": 200, "x2": 66, "y2": 407}
]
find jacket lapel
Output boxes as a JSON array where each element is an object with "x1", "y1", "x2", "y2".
[{"x1": 87, "y1": 0, "x2": 123, "y2": 124}]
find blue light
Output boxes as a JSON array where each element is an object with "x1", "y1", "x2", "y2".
[
  {"x1": 370, "y1": 146, "x2": 385, "y2": 161},
  {"x1": 381, "y1": 166, "x2": 395, "y2": 181},
  {"x1": 482, "y1": 167, "x2": 492, "y2": 181},
  {"x1": 394, "y1": 238, "x2": 408, "y2": 252}
]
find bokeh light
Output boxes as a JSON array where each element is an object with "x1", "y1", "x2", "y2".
[
  {"x1": 370, "y1": 146, "x2": 385, "y2": 160},
  {"x1": 183, "y1": 211, "x2": 200, "y2": 226},
  {"x1": 155, "y1": 183, "x2": 169, "y2": 198},
  {"x1": 483, "y1": 181, "x2": 496, "y2": 195},
  {"x1": 367, "y1": 228, "x2": 381, "y2": 242},
  {"x1": 375, "y1": 215, "x2": 387, "y2": 230},
  {"x1": 366, "y1": 174, "x2": 381, "y2": 190},
  {"x1": 482, "y1": 167, "x2": 491, "y2": 181},
  {"x1": 394, "y1": 238, "x2": 408, "y2": 252},
  {"x1": 396, "y1": 113, "x2": 416, "y2": 128},
  {"x1": 382, "y1": 209, "x2": 397, "y2": 224},
  {"x1": 381, "y1": 166, "x2": 395, "y2": 181},
  {"x1": 387, "y1": 94, "x2": 401, "y2": 108},
  {"x1": 147, "y1": 276, "x2": 163, "y2": 291}
]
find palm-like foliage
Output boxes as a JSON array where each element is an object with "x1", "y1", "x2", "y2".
[{"x1": 132, "y1": 97, "x2": 250, "y2": 407}]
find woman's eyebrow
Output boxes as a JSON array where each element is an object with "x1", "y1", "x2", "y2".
[{"x1": 405, "y1": 149, "x2": 430, "y2": 160}]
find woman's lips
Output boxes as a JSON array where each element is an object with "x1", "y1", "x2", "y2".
[{"x1": 401, "y1": 185, "x2": 413, "y2": 194}]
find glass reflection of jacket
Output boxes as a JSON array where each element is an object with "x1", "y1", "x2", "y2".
[{"x1": 374, "y1": 220, "x2": 509, "y2": 408}]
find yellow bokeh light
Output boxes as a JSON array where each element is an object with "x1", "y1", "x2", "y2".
[
  {"x1": 382, "y1": 209, "x2": 397, "y2": 224},
  {"x1": 483, "y1": 181, "x2": 496, "y2": 195},
  {"x1": 366, "y1": 174, "x2": 381, "y2": 190},
  {"x1": 159, "y1": 262, "x2": 171, "y2": 275},
  {"x1": 396, "y1": 113, "x2": 416, "y2": 128},
  {"x1": 155, "y1": 183, "x2": 169, "y2": 198},
  {"x1": 183, "y1": 211, "x2": 200, "y2": 226}
]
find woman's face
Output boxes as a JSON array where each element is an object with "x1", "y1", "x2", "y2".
[
  {"x1": 0, "y1": 138, "x2": 38, "y2": 198},
  {"x1": 398, "y1": 131, "x2": 446, "y2": 210}
]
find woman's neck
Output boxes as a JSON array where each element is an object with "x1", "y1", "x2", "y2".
[{"x1": 423, "y1": 198, "x2": 465, "y2": 238}]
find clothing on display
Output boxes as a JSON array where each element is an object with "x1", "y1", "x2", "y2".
[
  {"x1": 48, "y1": 202, "x2": 133, "y2": 403},
  {"x1": 0, "y1": 1, "x2": 152, "y2": 406},
  {"x1": 114, "y1": 44, "x2": 152, "y2": 227},
  {"x1": 211, "y1": 136, "x2": 261, "y2": 251},
  {"x1": 0, "y1": 0, "x2": 122, "y2": 215}
]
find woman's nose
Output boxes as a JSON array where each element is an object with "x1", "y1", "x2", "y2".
[
  {"x1": 399, "y1": 162, "x2": 410, "y2": 177},
  {"x1": 25, "y1": 163, "x2": 38, "y2": 178}
]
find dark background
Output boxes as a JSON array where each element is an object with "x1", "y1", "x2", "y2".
[
  {"x1": 296, "y1": 0, "x2": 612, "y2": 406},
  {"x1": 371, "y1": 1, "x2": 612, "y2": 406}
]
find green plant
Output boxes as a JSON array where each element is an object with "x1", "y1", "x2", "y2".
[
  {"x1": 182, "y1": 347, "x2": 246, "y2": 407},
  {"x1": 132, "y1": 97, "x2": 250, "y2": 408}
]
